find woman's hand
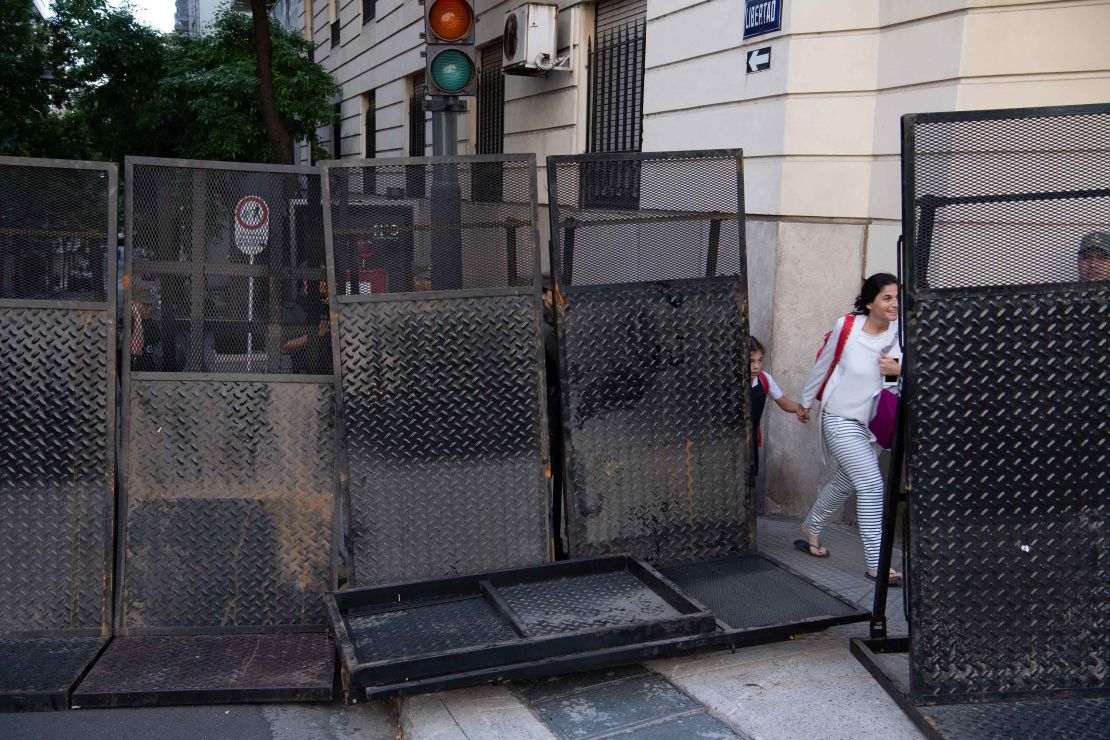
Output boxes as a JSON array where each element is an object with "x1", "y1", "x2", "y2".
[
  {"x1": 879, "y1": 353, "x2": 901, "y2": 377},
  {"x1": 796, "y1": 407, "x2": 810, "y2": 424}
]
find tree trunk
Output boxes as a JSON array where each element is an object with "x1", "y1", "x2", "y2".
[{"x1": 250, "y1": 0, "x2": 293, "y2": 164}]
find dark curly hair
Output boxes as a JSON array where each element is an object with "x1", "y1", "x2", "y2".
[
  {"x1": 853, "y1": 273, "x2": 898, "y2": 315},
  {"x1": 749, "y1": 336, "x2": 765, "y2": 355}
]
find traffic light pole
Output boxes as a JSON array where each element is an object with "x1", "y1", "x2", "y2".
[
  {"x1": 430, "y1": 96, "x2": 461, "y2": 156},
  {"x1": 428, "y1": 95, "x2": 465, "y2": 289}
]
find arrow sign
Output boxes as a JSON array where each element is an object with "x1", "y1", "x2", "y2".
[{"x1": 747, "y1": 47, "x2": 771, "y2": 73}]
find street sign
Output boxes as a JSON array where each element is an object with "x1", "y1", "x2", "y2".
[
  {"x1": 234, "y1": 195, "x2": 269, "y2": 257},
  {"x1": 744, "y1": 0, "x2": 782, "y2": 39},
  {"x1": 746, "y1": 47, "x2": 772, "y2": 73}
]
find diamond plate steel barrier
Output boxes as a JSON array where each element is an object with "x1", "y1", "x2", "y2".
[
  {"x1": 78, "y1": 157, "x2": 338, "y2": 708},
  {"x1": 901, "y1": 104, "x2": 1110, "y2": 707},
  {"x1": 548, "y1": 151, "x2": 751, "y2": 564},
  {"x1": 0, "y1": 157, "x2": 117, "y2": 711},
  {"x1": 323, "y1": 155, "x2": 549, "y2": 587}
]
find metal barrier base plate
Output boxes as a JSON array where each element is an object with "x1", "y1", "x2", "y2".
[
  {"x1": 0, "y1": 638, "x2": 107, "y2": 712},
  {"x1": 660, "y1": 554, "x2": 865, "y2": 632},
  {"x1": 851, "y1": 638, "x2": 1110, "y2": 740},
  {"x1": 329, "y1": 556, "x2": 716, "y2": 698},
  {"x1": 71, "y1": 633, "x2": 334, "y2": 708}
]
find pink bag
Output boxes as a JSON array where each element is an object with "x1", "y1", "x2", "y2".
[{"x1": 869, "y1": 388, "x2": 899, "y2": 449}]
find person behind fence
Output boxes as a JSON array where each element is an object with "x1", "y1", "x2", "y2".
[
  {"x1": 281, "y1": 280, "x2": 332, "y2": 374},
  {"x1": 748, "y1": 336, "x2": 804, "y2": 488},
  {"x1": 793, "y1": 272, "x2": 903, "y2": 586},
  {"x1": 1078, "y1": 231, "x2": 1110, "y2": 282}
]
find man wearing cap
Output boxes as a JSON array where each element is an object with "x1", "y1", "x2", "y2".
[{"x1": 1078, "y1": 231, "x2": 1110, "y2": 282}]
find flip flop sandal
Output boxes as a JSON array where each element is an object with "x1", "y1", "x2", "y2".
[
  {"x1": 793, "y1": 539, "x2": 830, "y2": 558},
  {"x1": 865, "y1": 572, "x2": 903, "y2": 587}
]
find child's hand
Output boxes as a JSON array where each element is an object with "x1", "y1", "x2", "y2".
[{"x1": 796, "y1": 407, "x2": 810, "y2": 424}]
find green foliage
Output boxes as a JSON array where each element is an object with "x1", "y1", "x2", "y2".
[
  {"x1": 162, "y1": 5, "x2": 338, "y2": 162},
  {"x1": 48, "y1": 0, "x2": 171, "y2": 162},
  {"x1": 0, "y1": 0, "x2": 337, "y2": 164},
  {"x1": 0, "y1": 0, "x2": 56, "y2": 155}
]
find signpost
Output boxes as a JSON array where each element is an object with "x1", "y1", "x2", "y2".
[
  {"x1": 743, "y1": 0, "x2": 782, "y2": 39},
  {"x1": 234, "y1": 195, "x2": 269, "y2": 371}
]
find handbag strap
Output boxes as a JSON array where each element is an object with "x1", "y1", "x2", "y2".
[{"x1": 817, "y1": 314, "x2": 854, "y2": 402}]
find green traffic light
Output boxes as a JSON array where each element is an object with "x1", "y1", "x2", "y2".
[{"x1": 430, "y1": 49, "x2": 473, "y2": 93}]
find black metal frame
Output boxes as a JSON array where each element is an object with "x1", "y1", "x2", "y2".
[
  {"x1": 0, "y1": 156, "x2": 118, "y2": 712},
  {"x1": 328, "y1": 555, "x2": 717, "y2": 695},
  {"x1": 859, "y1": 103, "x2": 1110, "y2": 722},
  {"x1": 73, "y1": 156, "x2": 339, "y2": 709},
  {"x1": 547, "y1": 150, "x2": 752, "y2": 562},
  {"x1": 321, "y1": 154, "x2": 550, "y2": 587},
  {"x1": 0, "y1": 155, "x2": 118, "y2": 640},
  {"x1": 115, "y1": 156, "x2": 340, "y2": 638},
  {"x1": 851, "y1": 638, "x2": 938, "y2": 738},
  {"x1": 345, "y1": 551, "x2": 867, "y2": 701}
]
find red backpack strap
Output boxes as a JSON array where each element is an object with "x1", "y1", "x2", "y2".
[
  {"x1": 758, "y1": 372, "x2": 769, "y2": 394},
  {"x1": 816, "y1": 314, "x2": 854, "y2": 402}
]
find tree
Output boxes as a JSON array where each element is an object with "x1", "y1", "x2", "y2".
[
  {"x1": 250, "y1": 0, "x2": 292, "y2": 164},
  {"x1": 1, "y1": 0, "x2": 337, "y2": 165},
  {"x1": 163, "y1": 4, "x2": 337, "y2": 163},
  {"x1": 48, "y1": 0, "x2": 171, "y2": 162},
  {"x1": 0, "y1": 0, "x2": 56, "y2": 155}
]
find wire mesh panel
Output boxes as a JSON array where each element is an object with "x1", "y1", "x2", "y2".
[
  {"x1": 903, "y1": 105, "x2": 1110, "y2": 704},
  {"x1": 323, "y1": 155, "x2": 548, "y2": 586},
  {"x1": 548, "y1": 151, "x2": 750, "y2": 564},
  {"x1": 0, "y1": 156, "x2": 116, "y2": 708},
  {"x1": 117, "y1": 159, "x2": 337, "y2": 633}
]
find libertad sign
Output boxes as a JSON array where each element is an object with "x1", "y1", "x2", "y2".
[{"x1": 743, "y1": 0, "x2": 782, "y2": 39}]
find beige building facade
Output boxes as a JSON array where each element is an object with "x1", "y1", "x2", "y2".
[{"x1": 274, "y1": 0, "x2": 1110, "y2": 517}]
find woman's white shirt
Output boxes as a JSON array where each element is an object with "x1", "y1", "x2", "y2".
[{"x1": 823, "y1": 326, "x2": 897, "y2": 423}]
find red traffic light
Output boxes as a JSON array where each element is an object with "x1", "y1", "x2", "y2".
[{"x1": 426, "y1": 0, "x2": 473, "y2": 42}]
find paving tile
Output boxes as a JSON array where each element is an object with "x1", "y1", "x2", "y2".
[{"x1": 529, "y1": 673, "x2": 701, "y2": 739}]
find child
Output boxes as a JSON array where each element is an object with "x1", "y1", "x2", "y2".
[{"x1": 749, "y1": 336, "x2": 804, "y2": 487}]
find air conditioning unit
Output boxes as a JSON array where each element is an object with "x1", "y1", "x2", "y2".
[{"x1": 502, "y1": 3, "x2": 564, "y2": 75}]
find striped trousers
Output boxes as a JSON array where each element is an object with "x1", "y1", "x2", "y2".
[{"x1": 802, "y1": 413, "x2": 885, "y2": 569}]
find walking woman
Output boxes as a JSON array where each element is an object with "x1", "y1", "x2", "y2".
[{"x1": 794, "y1": 273, "x2": 903, "y2": 585}]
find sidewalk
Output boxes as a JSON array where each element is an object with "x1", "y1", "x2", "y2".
[{"x1": 0, "y1": 519, "x2": 917, "y2": 740}]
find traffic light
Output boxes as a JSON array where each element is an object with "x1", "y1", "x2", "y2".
[{"x1": 424, "y1": 0, "x2": 477, "y2": 96}]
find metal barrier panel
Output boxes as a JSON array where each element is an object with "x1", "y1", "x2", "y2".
[
  {"x1": 0, "y1": 156, "x2": 116, "y2": 710},
  {"x1": 548, "y1": 151, "x2": 751, "y2": 564},
  {"x1": 903, "y1": 105, "x2": 1110, "y2": 703},
  {"x1": 117, "y1": 158, "x2": 337, "y2": 633},
  {"x1": 0, "y1": 157, "x2": 117, "y2": 638},
  {"x1": 323, "y1": 155, "x2": 549, "y2": 586}
]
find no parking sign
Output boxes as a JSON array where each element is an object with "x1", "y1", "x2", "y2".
[{"x1": 234, "y1": 195, "x2": 269, "y2": 256}]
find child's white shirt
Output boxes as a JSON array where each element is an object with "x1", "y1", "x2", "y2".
[{"x1": 751, "y1": 371, "x2": 784, "y2": 401}]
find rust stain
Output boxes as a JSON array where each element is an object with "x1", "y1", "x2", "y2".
[
  {"x1": 545, "y1": 464, "x2": 552, "y2": 479},
  {"x1": 685, "y1": 436, "x2": 695, "y2": 519},
  {"x1": 122, "y1": 273, "x2": 130, "y2": 290}
]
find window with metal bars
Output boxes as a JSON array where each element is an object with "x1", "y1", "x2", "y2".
[
  {"x1": 586, "y1": 15, "x2": 646, "y2": 209},
  {"x1": 408, "y1": 76, "x2": 427, "y2": 196},
  {"x1": 332, "y1": 103, "x2": 342, "y2": 158},
  {"x1": 363, "y1": 92, "x2": 377, "y2": 193},
  {"x1": 474, "y1": 42, "x2": 505, "y2": 203},
  {"x1": 329, "y1": 0, "x2": 339, "y2": 47},
  {"x1": 364, "y1": 93, "x2": 376, "y2": 158}
]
